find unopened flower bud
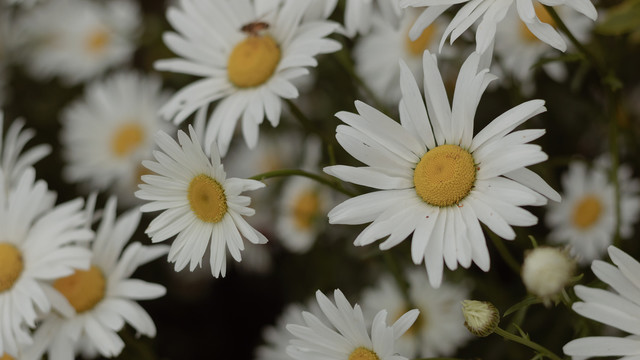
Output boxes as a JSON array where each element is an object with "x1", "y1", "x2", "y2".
[
  {"x1": 521, "y1": 246, "x2": 576, "y2": 306},
  {"x1": 461, "y1": 300, "x2": 499, "y2": 337}
]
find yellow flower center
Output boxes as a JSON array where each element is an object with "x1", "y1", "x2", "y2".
[
  {"x1": 86, "y1": 28, "x2": 111, "y2": 54},
  {"x1": 414, "y1": 144, "x2": 476, "y2": 207},
  {"x1": 53, "y1": 265, "x2": 106, "y2": 313},
  {"x1": 348, "y1": 347, "x2": 380, "y2": 360},
  {"x1": 111, "y1": 123, "x2": 145, "y2": 158},
  {"x1": 519, "y1": 4, "x2": 555, "y2": 42},
  {"x1": 292, "y1": 190, "x2": 320, "y2": 230},
  {"x1": 1, "y1": 353, "x2": 15, "y2": 360},
  {"x1": 572, "y1": 195, "x2": 602, "y2": 229},
  {"x1": 0, "y1": 243, "x2": 23, "y2": 293},
  {"x1": 188, "y1": 174, "x2": 228, "y2": 223},
  {"x1": 227, "y1": 35, "x2": 281, "y2": 88},
  {"x1": 406, "y1": 23, "x2": 437, "y2": 56}
]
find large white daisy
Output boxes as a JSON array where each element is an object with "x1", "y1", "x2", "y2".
[
  {"x1": 287, "y1": 289, "x2": 419, "y2": 360},
  {"x1": 354, "y1": 9, "x2": 450, "y2": 105},
  {"x1": 155, "y1": 0, "x2": 341, "y2": 156},
  {"x1": 399, "y1": 0, "x2": 597, "y2": 53},
  {"x1": 60, "y1": 71, "x2": 173, "y2": 204},
  {"x1": 362, "y1": 269, "x2": 472, "y2": 357},
  {"x1": 0, "y1": 112, "x2": 51, "y2": 194},
  {"x1": 563, "y1": 246, "x2": 640, "y2": 359},
  {"x1": 15, "y1": 0, "x2": 140, "y2": 85},
  {"x1": 546, "y1": 160, "x2": 640, "y2": 265},
  {"x1": 325, "y1": 50, "x2": 560, "y2": 287},
  {"x1": 0, "y1": 168, "x2": 93, "y2": 357},
  {"x1": 135, "y1": 126, "x2": 268, "y2": 278},
  {"x1": 24, "y1": 196, "x2": 168, "y2": 360}
]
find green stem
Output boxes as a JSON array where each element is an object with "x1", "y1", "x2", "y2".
[
  {"x1": 332, "y1": 50, "x2": 393, "y2": 116},
  {"x1": 488, "y1": 231, "x2": 521, "y2": 274},
  {"x1": 494, "y1": 327, "x2": 564, "y2": 360},
  {"x1": 249, "y1": 169, "x2": 356, "y2": 197},
  {"x1": 382, "y1": 251, "x2": 414, "y2": 307},
  {"x1": 608, "y1": 91, "x2": 622, "y2": 247}
]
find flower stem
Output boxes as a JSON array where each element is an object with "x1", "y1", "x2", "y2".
[
  {"x1": 382, "y1": 251, "x2": 414, "y2": 307},
  {"x1": 250, "y1": 169, "x2": 356, "y2": 197},
  {"x1": 494, "y1": 326, "x2": 564, "y2": 360},
  {"x1": 608, "y1": 91, "x2": 622, "y2": 247},
  {"x1": 488, "y1": 230, "x2": 521, "y2": 274}
]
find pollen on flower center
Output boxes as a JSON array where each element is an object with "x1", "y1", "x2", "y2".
[
  {"x1": 111, "y1": 123, "x2": 145, "y2": 158},
  {"x1": 413, "y1": 144, "x2": 476, "y2": 207},
  {"x1": 519, "y1": 4, "x2": 555, "y2": 42},
  {"x1": 292, "y1": 190, "x2": 320, "y2": 230},
  {"x1": 188, "y1": 174, "x2": 228, "y2": 223},
  {"x1": 406, "y1": 23, "x2": 437, "y2": 56},
  {"x1": 572, "y1": 195, "x2": 602, "y2": 229},
  {"x1": 53, "y1": 265, "x2": 106, "y2": 313},
  {"x1": 0, "y1": 243, "x2": 24, "y2": 293},
  {"x1": 348, "y1": 347, "x2": 380, "y2": 360},
  {"x1": 86, "y1": 28, "x2": 111, "y2": 54},
  {"x1": 227, "y1": 35, "x2": 281, "y2": 88}
]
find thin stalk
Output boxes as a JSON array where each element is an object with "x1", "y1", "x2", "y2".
[
  {"x1": 488, "y1": 231, "x2": 521, "y2": 274},
  {"x1": 382, "y1": 251, "x2": 414, "y2": 307},
  {"x1": 608, "y1": 91, "x2": 622, "y2": 246},
  {"x1": 494, "y1": 327, "x2": 564, "y2": 360},
  {"x1": 250, "y1": 169, "x2": 356, "y2": 197}
]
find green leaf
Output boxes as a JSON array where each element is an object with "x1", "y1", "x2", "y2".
[
  {"x1": 512, "y1": 323, "x2": 530, "y2": 340},
  {"x1": 503, "y1": 296, "x2": 542, "y2": 318},
  {"x1": 597, "y1": 0, "x2": 640, "y2": 35}
]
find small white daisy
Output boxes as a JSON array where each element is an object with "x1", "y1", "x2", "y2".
[
  {"x1": 60, "y1": 71, "x2": 173, "y2": 203},
  {"x1": 155, "y1": 0, "x2": 341, "y2": 156},
  {"x1": 344, "y1": 0, "x2": 403, "y2": 37},
  {"x1": 362, "y1": 269, "x2": 472, "y2": 358},
  {"x1": 493, "y1": 4, "x2": 594, "y2": 94},
  {"x1": 354, "y1": 9, "x2": 449, "y2": 105},
  {"x1": 400, "y1": 0, "x2": 597, "y2": 53},
  {"x1": 287, "y1": 289, "x2": 419, "y2": 360},
  {"x1": 135, "y1": 126, "x2": 268, "y2": 278},
  {"x1": 0, "y1": 168, "x2": 93, "y2": 357},
  {"x1": 0, "y1": 112, "x2": 51, "y2": 194},
  {"x1": 24, "y1": 196, "x2": 168, "y2": 360},
  {"x1": 325, "y1": 50, "x2": 559, "y2": 287},
  {"x1": 546, "y1": 160, "x2": 640, "y2": 265},
  {"x1": 563, "y1": 246, "x2": 640, "y2": 359},
  {"x1": 16, "y1": 0, "x2": 140, "y2": 85}
]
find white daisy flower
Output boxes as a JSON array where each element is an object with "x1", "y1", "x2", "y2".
[
  {"x1": 563, "y1": 246, "x2": 640, "y2": 359},
  {"x1": 399, "y1": 0, "x2": 597, "y2": 53},
  {"x1": 493, "y1": 4, "x2": 594, "y2": 94},
  {"x1": 345, "y1": 0, "x2": 403, "y2": 37},
  {"x1": 0, "y1": 168, "x2": 93, "y2": 357},
  {"x1": 135, "y1": 126, "x2": 268, "y2": 278},
  {"x1": 155, "y1": 0, "x2": 341, "y2": 156},
  {"x1": 16, "y1": 0, "x2": 140, "y2": 85},
  {"x1": 325, "y1": 50, "x2": 560, "y2": 287},
  {"x1": 546, "y1": 160, "x2": 640, "y2": 265},
  {"x1": 0, "y1": 112, "x2": 51, "y2": 194},
  {"x1": 24, "y1": 196, "x2": 168, "y2": 360},
  {"x1": 354, "y1": 9, "x2": 450, "y2": 105},
  {"x1": 362, "y1": 269, "x2": 472, "y2": 357},
  {"x1": 60, "y1": 71, "x2": 173, "y2": 203},
  {"x1": 287, "y1": 289, "x2": 420, "y2": 360}
]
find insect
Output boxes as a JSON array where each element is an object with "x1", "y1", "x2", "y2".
[{"x1": 241, "y1": 21, "x2": 270, "y2": 36}]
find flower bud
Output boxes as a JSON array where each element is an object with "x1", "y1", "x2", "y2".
[
  {"x1": 461, "y1": 300, "x2": 499, "y2": 337},
  {"x1": 521, "y1": 246, "x2": 576, "y2": 306}
]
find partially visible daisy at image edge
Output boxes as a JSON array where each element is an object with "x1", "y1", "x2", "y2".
[
  {"x1": 135, "y1": 126, "x2": 268, "y2": 278},
  {"x1": 155, "y1": 0, "x2": 341, "y2": 156},
  {"x1": 24, "y1": 195, "x2": 168, "y2": 360},
  {"x1": 287, "y1": 289, "x2": 419, "y2": 360},
  {"x1": 563, "y1": 246, "x2": 640, "y2": 359},
  {"x1": 399, "y1": 0, "x2": 597, "y2": 53},
  {"x1": 325, "y1": 50, "x2": 560, "y2": 287}
]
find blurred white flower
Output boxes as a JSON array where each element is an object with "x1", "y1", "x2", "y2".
[{"x1": 521, "y1": 246, "x2": 576, "y2": 305}]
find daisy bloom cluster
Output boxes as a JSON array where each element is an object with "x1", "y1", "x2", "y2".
[
  {"x1": 564, "y1": 246, "x2": 640, "y2": 359},
  {"x1": 546, "y1": 160, "x2": 640, "y2": 264},
  {"x1": 15, "y1": 0, "x2": 140, "y2": 85},
  {"x1": 155, "y1": 0, "x2": 342, "y2": 155},
  {"x1": 135, "y1": 126, "x2": 268, "y2": 278},
  {"x1": 287, "y1": 289, "x2": 420, "y2": 360},
  {"x1": 326, "y1": 50, "x2": 559, "y2": 287}
]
